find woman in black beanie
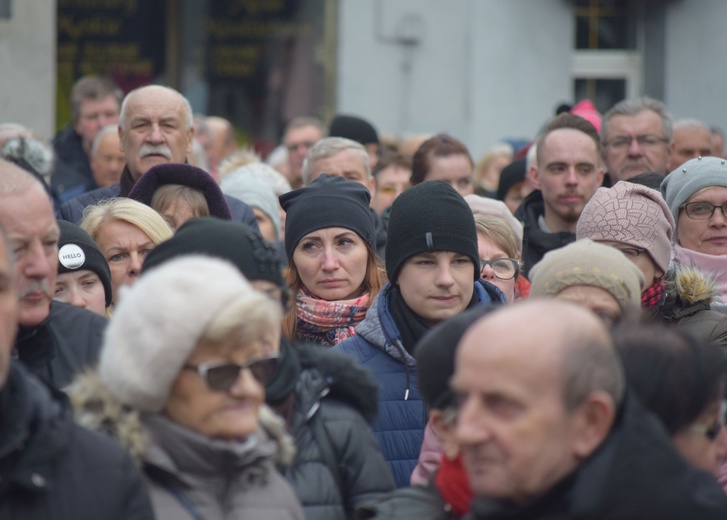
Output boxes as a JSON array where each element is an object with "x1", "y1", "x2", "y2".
[{"x1": 279, "y1": 174, "x2": 385, "y2": 346}]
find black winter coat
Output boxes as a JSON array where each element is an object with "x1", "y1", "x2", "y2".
[
  {"x1": 514, "y1": 190, "x2": 575, "y2": 278},
  {"x1": 14, "y1": 301, "x2": 106, "y2": 389},
  {"x1": 466, "y1": 392, "x2": 727, "y2": 520},
  {"x1": 278, "y1": 343, "x2": 395, "y2": 520},
  {"x1": 0, "y1": 362, "x2": 154, "y2": 520}
]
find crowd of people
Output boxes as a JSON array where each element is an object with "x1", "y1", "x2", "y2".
[{"x1": 1, "y1": 74, "x2": 727, "y2": 519}]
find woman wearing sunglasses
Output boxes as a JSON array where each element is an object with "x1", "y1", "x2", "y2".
[
  {"x1": 613, "y1": 323, "x2": 727, "y2": 480},
  {"x1": 70, "y1": 255, "x2": 304, "y2": 520},
  {"x1": 474, "y1": 214, "x2": 528, "y2": 302}
]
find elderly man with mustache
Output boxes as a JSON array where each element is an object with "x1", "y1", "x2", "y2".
[
  {"x1": 57, "y1": 85, "x2": 259, "y2": 231},
  {"x1": 0, "y1": 158, "x2": 107, "y2": 389}
]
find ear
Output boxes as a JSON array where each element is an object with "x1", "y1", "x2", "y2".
[
  {"x1": 528, "y1": 164, "x2": 541, "y2": 190},
  {"x1": 667, "y1": 142, "x2": 676, "y2": 170},
  {"x1": 368, "y1": 176, "x2": 376, "y2": 198},
  {"x1": 185, "y1": 126, "x2": 195, "y2": 156},
  {"x1": 429, "y1": 409, "x2": 460, "y2": 460},
  {"x1": 596, "y1": 167, "x2": 604, "y2": 187},
  {"x1": 570, "y1": 391, "x2": 615, "y2": 459},
  {"x1": 118, "y1": 125, "x2": 125, "y2": 153}
]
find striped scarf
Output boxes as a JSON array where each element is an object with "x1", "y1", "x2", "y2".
[{"x1": 295, "y1": 290, "x2": 370, "y2": 347}]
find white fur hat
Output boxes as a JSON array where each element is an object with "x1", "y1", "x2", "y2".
[{"x1": 99, "y1": 255, "x2": 252, "y2": 412}]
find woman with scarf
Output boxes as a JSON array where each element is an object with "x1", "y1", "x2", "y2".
[{"x1": 280, "y1": 174, "x2": 385, "y2": 346}]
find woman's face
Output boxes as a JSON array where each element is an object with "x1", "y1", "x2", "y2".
[
  {"x1": 54, "y1": 270, "x2": 107, "y2": 317},
  {"x1": 477, "y1": 233, "x2": 517, "y2": 303},
  {"x1": 95, "y1": 219, "x2": 155, "y2": 304},
  {"x1": 252, "y1": 208, "x2": 277, "y2": 243},
  {"x1": 426, "y1": 154, "x2": 474, "y2": 197},
  {"x1": 677, "y1": 186, "x2": 727, "y2": 255},
  {"x1": 673, "y1": 398, "x2": 727, "y2": 476},
  {"x1": 292, "y1": 227, "x2": 369, "y2": 301},
  {"x1": 164, "y1": 330, "x2": 279, "y2": 440}
]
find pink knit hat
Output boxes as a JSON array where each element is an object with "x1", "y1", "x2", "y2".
[
  {"x1": 576, "y1": 182, "x2": 674, "y2": 275},
  {"x1": 571, "y1": 99, "x2": 602, "y2": 134}
]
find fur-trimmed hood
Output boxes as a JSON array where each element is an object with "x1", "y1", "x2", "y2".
[
  {"x1": 67, "y1": 369, "x2": 296, "y2": 466},
  {"x1": 666, "y1": 263, "x2": 719, "y2": 306}
]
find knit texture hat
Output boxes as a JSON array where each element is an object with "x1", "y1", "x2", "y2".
[
  {"x1": 329, "y1": 114, "x2": 379, "y2": 145},
  {"x1": 576, "y1": 182, "x2": 674, "y2": 275},
  {"x1": 416, "y1": 306, "x2": 496, "y2": 410},
  {"x1": 279, "y1": 174, "x2": 375, "y2": 258},
  {"x1": 530, "y1": 239, "x2": 644, "y2": 317},
  {"x1": 99, "y1": 256, "x2": 253, "y2": 412},
  {"x1": 386, "y1": 180, "x2": 479, "y2": 282},
  {"x1": 496, "y1": 158, "x2": 527, "y2": 201},
  {"x1": 142, "y1": 217, "x2": 284, "y2": 288},
  {"x1": 57, "y1": 220, "x2": 112, "y2": 307},
  {"x1": 220, "y1": 174, "x2": 281, "y2": 239},
  {"x1": 128, "y1": 163, "x2": 232, "y2": 220},
  {"x1": 661, "y1": 156, "x2": 727, "y2": 237}
]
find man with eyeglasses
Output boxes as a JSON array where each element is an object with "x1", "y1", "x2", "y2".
[
  {"x1": 282, "y1": 116, "x2": 326, "y2": 189},
  {"x1": 516, "y1": 113, "x2": 603, "y2": 278},
  {"x1": 577, "y1": 179, "x2": 727, "y2": 346},
  {"x1": 601, "y1": 96, "x2": 672, "y2": 183}
]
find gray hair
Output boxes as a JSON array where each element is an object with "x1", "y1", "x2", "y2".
[
  {"x1": 672, "y1": 118, "x2": 710, "y2": 134},
  {"x1": 118, "y1": 85, "x2": 193, "y2": 132},
  {"x1": 91, "y1": 124, "x2": 119, "y2": 157},
  {"x1": 70, "y1": 76, "x2": 122, "y2": 124},
  {"x1": 1, "y1": 138, "x2": 55, "y2": 179},
  {"x1": 0, "y1": 157, "x2": 46, "y2": 196},
  {"x1": 301, "y1": 137, "x2": 370, "y2": 185},
  {"x1": 602, "y1": 96, "x2": 673, "y2": 144}
]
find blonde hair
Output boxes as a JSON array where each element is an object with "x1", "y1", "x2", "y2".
[
  {"x1": 201, "y1": 289, "x2": 282, "y2": 349},
  {"x1": 282, "y1": 244, "x2": 386, "y2": 340},
  {"x1": 81, "y1": 198, "x2": 173, "y2": 245},
  {"x1": 474, "y1": 214, "x2": 521, "y2": 273},
  {"x1": 150, "y1": 184, "x2": 210, "y2": 219}
]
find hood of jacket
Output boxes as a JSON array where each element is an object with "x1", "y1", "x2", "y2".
[
  {"x1": 354, "y1": 281, "x2": 505, "y2": 367},
  {"x1": 667, "y1": 262, "x2": 719, "y2": 305},
  {"x1": 294, "y1": 341, "x2": 379, "y2": 422},
  {"x1": 68, "y1": 369, "x2": 296, "y2": 467}
]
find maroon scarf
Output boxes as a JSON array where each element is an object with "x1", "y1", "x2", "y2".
[{"x1": 435, "y1": 453, "x2": 473, "y2": 518}]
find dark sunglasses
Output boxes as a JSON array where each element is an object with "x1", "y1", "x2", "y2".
[{"x1": 183, "y1": 356, "x2": 279, "y2": 392}]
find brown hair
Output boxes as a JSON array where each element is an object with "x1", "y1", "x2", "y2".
[
  {"x1": 536, "y1": 113, "x2": 601, "y2": 166},
  {"x1": 411, "y1": 134, "x2": 473, "y2": 185},
  {"x1": 150, "y1": 184, "x2": 210, "y2": 220},
  {"x1": 282, "y1": 244, "x2": 386, "y2": 340},
  {"x1": 373, "y1": 152, "x2": 412, "y2": 180}
]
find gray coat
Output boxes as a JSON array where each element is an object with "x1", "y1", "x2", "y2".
[{"x1": 142, "y1": 409, "x2": 304, "y2": 520}]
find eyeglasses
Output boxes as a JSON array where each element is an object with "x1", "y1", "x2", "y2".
[
  {"x1": 680, "y1": 201, "x2": 727, "y2": 220},
  {"x1": 183, "y1": 356, "x2": 279, "y2": 392},
  {"x1": 614, "y1": 246, "x2": 646, "y2": 259},
  {"x1": 479, "y1": 258, "x2": 519, "y2": 280},
  {"x1": 605, "y1": 135, "x2": 668, "y2": 150},
  {"x1": 688, "y1": 401, "x2": 727, "y2": 441}
]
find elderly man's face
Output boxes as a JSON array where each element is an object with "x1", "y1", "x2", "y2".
[
  {"x1": 0, "y1": 234, "x2": 18, "y2": 389},
  {"x1": 668, "y1": 126, "x2": 713, "y2": 171},
  {"x1": 91, "y1": 130, "x2": 125, "y2": 187},
  {"x1": 453, "y1": 311, "x2": 586, "y2": 504},
  {"x1": 0, "y1": 183, "x2": 59, "y2": 327},
  {"x1": 307, "y1": 149, "x2": 375, "y2": 194},
  {"x1": 284, "y1": 124, "x2": 324, "y2": 184},
  {"x1": 602, "y1": 110, "x2": 669, "y2": 181},
  {"x1": 75, "y1": 95, "x2": 120, "y2": 153},
  {"x1": 119, "y1": 86, "x2": 193, "y2": 181}
]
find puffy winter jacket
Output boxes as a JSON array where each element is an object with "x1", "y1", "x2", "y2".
[
  {"x1": 282, "y1": 343, "x2": 395, "y2": 520},
  {"x1": 0, "y1": 362, "x2": 154, "y2": 520},
  {"x1": 334, "y1": 281, "x2": 505, "y2": 487}
]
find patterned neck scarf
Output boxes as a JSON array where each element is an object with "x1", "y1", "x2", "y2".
[
  {"x1": 642, "y1": 278, "x2": 665, "y2": 309},
  {"x1": 295, "y1": 290, "x2": 370, "y2": 347}
]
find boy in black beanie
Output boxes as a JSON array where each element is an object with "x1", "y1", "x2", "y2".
[{"x1": 334, "y1": 180, "x2": 506, "y2": 487}]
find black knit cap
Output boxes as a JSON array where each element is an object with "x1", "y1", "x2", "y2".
[
  {"x1": 329, "y1": 114, "x2": 379, "y2": 145},
  {"x1": 416, "y1": 305, "x2": 497, "y2": 410},
  {"x1": 57, "y1": 220, "x2": 113, "y2": 307},
  {"x1": 141, "y1": 217, "x2": 284, "y2": 289},
  {"x1": 496, "y1": 158, "x2": 527, "y2": 201},
  {"x1": 386, "y1": 180, "x2": 479, "y2": 283},
  {"x1": 128, "y1": 163, "x2": 232, "y2": 220},
  {"x1": 279, "y1": 174, "x2": 376, "y2": 258}
]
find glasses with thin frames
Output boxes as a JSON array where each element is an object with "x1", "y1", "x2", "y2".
[
  {"x1": 680, "y1": 201, "x2": 727, "y2": 220},
  {"x1": 606, "y1": 135, "x2": 668, "y2": 150},
  {"x1": 479, "y1": 258, "x2": 519, "y2": 280},
  {"x1": 183, "y1": 356, "x2": 279, "y2": 392}
]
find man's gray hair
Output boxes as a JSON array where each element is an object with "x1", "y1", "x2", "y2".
[
  {"x1": 301, "y1": 137, "x2": 370, "y2": 185},
  {"x1": 118, "y1": 85, "x2": 193, "y2": 132},
  {"x1": 283, "y1": 116, "x2": 327, "y2": 140},
  {"x1": 672, "y1": 118, "x2": 710, "y2": 134},
  {"x1": 602, "y1": 96, "x2": 673, "y2": 144},
  {"x1": 70, "y1": 76, "x2": 122, "y2": 124},
  {"x1": 0, "y1": 157, "x2": 46, "y2": 196},
  {"x1": 91, "y1": 124, "x2": 119, "y2": 157},
  {"x1": 561, "y1": 333, "x2": 625, "y2": 412}
]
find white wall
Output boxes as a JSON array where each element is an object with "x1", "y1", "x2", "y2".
[
  {"x1": 664, "y1": 0, "x2": 727, "y2": 129},
  {"x1": 337, "y1": 0, "x2": 573, "y2": 156},
  {"x1": 0, "y1": 0, "x2": 56, "y2": 139}
]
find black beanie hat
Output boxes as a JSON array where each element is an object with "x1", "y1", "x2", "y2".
[
  {"x1": 279, "y1": 174, "x2": 376, "y2": 258},
  {"x1": 386, "y1": 180, "x2": 479, "y2": 283},
  {"x1": 416, "y1": 305, "x2": 497, "y2": 410},
  {"x1": 496, "y1": 158, "x2": 527, "y2": 201},
  {"x1": 329, "y1": 114, "x2": 379, "y2": 146},
  {"x1": 128, "y1": 163, "x2": 232, "y2": 220},
  {"x1": 141, "y1": 217, "x2": 284, "y2": 289},
  {"x1": 57, "y1": 220, "x2": 113, "y2": 307}
]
